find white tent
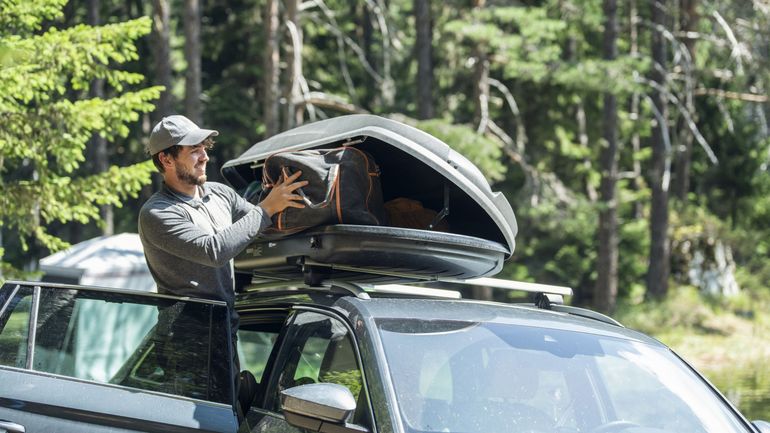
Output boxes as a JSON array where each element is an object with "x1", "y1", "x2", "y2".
[
  {"x1": 37, "y1": 233, "x2": 157, "y2": 380},
  {"x1": 39, "y1": 233, "x2": 156, "y2": 292}
]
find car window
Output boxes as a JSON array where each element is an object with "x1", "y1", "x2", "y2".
[
  {"x1": 238, "y1": 326, "x2": 280, "y2": 382},
  {"x1": 0, "y1": 284, "x2": 233, "y2": 404},
  {"x1": 377, "y1": 318, "x2": 751, "y2": 433},
  {"x1": 0, "y1": 285, "x2": 34, "y2": 368},
  {"x1": 269, "y1": 311, "x2": 367, "y2": 426}
]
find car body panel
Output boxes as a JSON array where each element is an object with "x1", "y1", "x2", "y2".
[
  {"x1": 0, "y1": 368, "x2": 238, "y2": 433},
  {"x1": 0, "y1": 281, "x2": 239, "y2": 433}
]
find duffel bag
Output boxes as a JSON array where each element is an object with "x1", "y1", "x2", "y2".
[{"x1": 260, "y1": 146, "x2": 388, "y2": 235}]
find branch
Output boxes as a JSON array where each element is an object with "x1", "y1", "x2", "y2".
[
  {"x1": 306, "y1": 3, "x2": 383, "y2": 84},
  {"x1": 712, "y1": 10, "x2": 750, "y2": 74},
  {"x1": 363, "y1": 0, "x2": 394, "y2": 105},
  {"x1": 643, "y1": 93, "x2": 672, "y2": 192},
  {"x1": 693, "y1": 87, "x2": 768, "y2": 102},
  {"x1": 639, "y1": 77, "x2": 718, "y2": 165},
  {"x1": 486, "y1": 119, "x2": 513, "y2": 147},
  {"x1": 488, "y1": 77, "x2": 527, "y2": 154},
  {"x1": 715, "y1": 98, "x2": 735, "y2": 133},
  {"x1": 285, "y1": 20, "x2": 317, "y2": 122},
  {"x1": 293, "y1": 91, "x2": 369, "y2": 114}
]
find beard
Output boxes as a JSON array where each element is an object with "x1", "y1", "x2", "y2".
[{"x1": 176, "y1": 161, "x2": 207, "y2": 186}]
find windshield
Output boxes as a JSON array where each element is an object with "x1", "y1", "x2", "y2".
[{"x1": 377, "y1": 318, "x2": 750, "y2": 433}]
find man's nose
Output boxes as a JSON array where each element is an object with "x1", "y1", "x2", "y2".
[{"x1": 200, "y1": 149, "x2": 209, "y2": 162}]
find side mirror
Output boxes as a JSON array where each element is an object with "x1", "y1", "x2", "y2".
[
  {"x1": 753, "y1": 420, "x2": 770, "y2": 433},
  {"x1": 280, "y1": 383, "x2": 368, "y2": 433}
]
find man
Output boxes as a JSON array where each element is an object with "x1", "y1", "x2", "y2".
[
  {"x1": 139, "y1": 114, "x2": 306, "y2": 303},
  {"x1": 138, "y1": 115, "x2": 306, "y2": 407}
]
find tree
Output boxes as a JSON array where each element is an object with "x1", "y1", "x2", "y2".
[
  {"x1": 263, "y1": 0, "x2": 281, "y2": 136},
  {"x1": 87, "y1": 0, "x2": 113, "y2": 236},
  {"x1": 152, "y1": 0, "x2": 173, "y2": 118},
  {"x1": 596, "y1": 0, "x2": 619, "y2": 313},
  {"x1": 283, "y1": 0, "x2": 304, "y2": 129},
  {"x1": 0, "y1": 0, "x2": 161, "y2": 278},
  {"x1": 672, "y1": 0, "x2": 699, "y2": 200},
  {"x1": 184, "y1": 0, "x2": 202, "y2": 124},
  {"x1": 646, "y1": 0, "x2": 671, "y2": 299},
  {"x1": 415, "y1": 0, "x2": 434, "y2": 119}
]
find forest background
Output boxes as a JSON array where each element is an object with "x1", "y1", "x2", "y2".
[{"x1": 2, "y1": 0, "x2": 770, "y2": 420}]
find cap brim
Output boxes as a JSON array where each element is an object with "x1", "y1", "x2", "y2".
[{"x1": 178, "y1": 128, "x2": 219, "y2": 146}]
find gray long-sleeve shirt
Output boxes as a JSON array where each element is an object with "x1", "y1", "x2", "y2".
[{"x1": 138, "y1": 182, "x2": 270, "y2": 306}]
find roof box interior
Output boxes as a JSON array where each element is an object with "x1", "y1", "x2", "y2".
[{"x1": 222, "y1": 115, "x2": 517, "y2": 285}]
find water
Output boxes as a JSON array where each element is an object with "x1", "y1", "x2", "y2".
[{"x1": 709, "y1": 366, "x2": 770, "y2": 421}]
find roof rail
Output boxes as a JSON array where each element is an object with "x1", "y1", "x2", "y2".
[
  {"x1": 439, "y1": 277, "x2": 572, "y2": 305},
  {"x1": 243, "y1": 279, "x2": 461, "y2": 299},
  {"x1": 451, "y1": 277, "x2": 573, "y2": 296},
  {"x1": 368, "y1": 284, "x2": 462, "y2": 299},
  {"x1": 550, "y1": 305, "x2": 624, "y2": 327}
]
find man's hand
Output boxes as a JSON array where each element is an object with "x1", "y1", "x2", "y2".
[{"x1": 259, "y1": 170, "x2": 308, "y2": 217}]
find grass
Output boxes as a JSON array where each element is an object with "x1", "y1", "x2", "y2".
[{"x1": 615, "y1": 286, "x2": 770, "y2": 421}]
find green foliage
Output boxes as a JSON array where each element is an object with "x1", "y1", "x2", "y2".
[
  {"x1": 408, "y1": 118, "x2": 506, "y2": 183},
  {"x1": 3, "y1": 0, "x2": 768, "y2": 319},
  {"x1": 501, "y1": 180, "x2": 650, "y2": 301},
  {"x1": 0, "y1": 0, "x2": 159, "y2": 276},
  {"x1": 321, "y1": 370, "x2": 362, "y2": 399},
  {"x1": 0, "y1": 0, "x2": 67, "y2": 35},
  {"x1": 550, "y1": 58, "x2": 649, "y2": 95},
  {"x1": 444, "y1": 5, "x2": 567, "y2": 84},
  {"x1": 503, "y1": 196, "x2": 598, "y2": 294},
  {"x1": 615, "y1": 286, "x2": 714, "y2": 334}
]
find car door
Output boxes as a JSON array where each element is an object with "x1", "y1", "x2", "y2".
[
  {"x1": 0, "y1": 282, "x2": 240, "y2": 433},
  {"x1": 241, "y1": 308, "x2": 374, "y2": 433}
]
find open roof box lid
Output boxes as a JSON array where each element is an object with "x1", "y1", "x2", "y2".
[{"x1": 222, "y1": 114, "x2": 517, "y2": 286}]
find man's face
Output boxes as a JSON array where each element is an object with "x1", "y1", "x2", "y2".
[{"x1": 173, "y1": 143, "x2": 209, "y2": 186}]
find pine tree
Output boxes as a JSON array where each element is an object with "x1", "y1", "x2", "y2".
[{"x1": 0, "y1": 0, "x2": 162, "y2": 278}]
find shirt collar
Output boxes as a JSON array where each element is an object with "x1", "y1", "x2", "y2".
[{"x1": 162, "y1": 182, "x2": 211, "y2": 204}]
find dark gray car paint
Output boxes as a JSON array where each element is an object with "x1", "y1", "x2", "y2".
[{"x1": 0, "y1": 369, "x2": 238, "y2": 433}]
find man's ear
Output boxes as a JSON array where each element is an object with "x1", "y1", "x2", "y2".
[{"x1": 158, "y1": 152, "x2": 174, "y2": 170}]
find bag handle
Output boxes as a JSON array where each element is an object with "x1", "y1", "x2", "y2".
[{"x1": 281, "y1": 165, "x2": 340, "y2": 209}]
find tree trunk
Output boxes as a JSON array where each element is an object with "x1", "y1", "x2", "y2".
[
  {"x1": 415, "y1": 0, "x2": 434, "y2": 119},
  {"x1": 673, "y1": 0, "x2": 698, "y2": 201},
  {"x1": 263, "y1": 0, "x2": 281, "y2": 136},
  {"x1": 152, "y1": 0, "x2": 173, "y2": 118},
  {"x1": 361, "y1": 3, "x2": 375, "y2": 111},
  {"x1": 184, "y1": 0, "x2": 202, "y2": 125},
  {"x1": 89, "y1": 0, "x2": 113, "y2": 236},
  {"x1": 473, "y1": 48, "x2": 490, "y2": 133},
  {"x1": 646, "y1": 0, "x2": 671, "y2": 300},
  {"x1": 283, "y1": 0, "x2": 303, "y2": 129},
  {"x1": 596, "y1": 0, "x2": 619, "y2": 314},
  {"x1": 375, "y1": 0, "x2": 394, "y2": 110},
  {"x1": 630, "y1": 0, "x2": 644, "y2": 219}
]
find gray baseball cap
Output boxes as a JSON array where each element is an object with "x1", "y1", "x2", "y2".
[{"x1": 148, "y1": 115, "x2": 219, "y2": 155}]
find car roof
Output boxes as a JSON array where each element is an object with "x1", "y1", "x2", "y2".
[
  {"x1": 235, "y1": 288, "x2": 663, "y2": 347},
  {"x1": 343, "y1": 296, "x2": 661, "y2": 344}
]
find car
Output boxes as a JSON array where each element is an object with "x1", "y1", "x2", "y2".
[
  {"x1": 1, "y1": 114, "x2": 769, "y2": 433},
  {"x1": 1, "y1": 279, "x2": 770, "y2": 433}
]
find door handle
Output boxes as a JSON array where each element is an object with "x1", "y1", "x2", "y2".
[{"x1": 0, "y1": 420, "x2": 26, "y2": 433}]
